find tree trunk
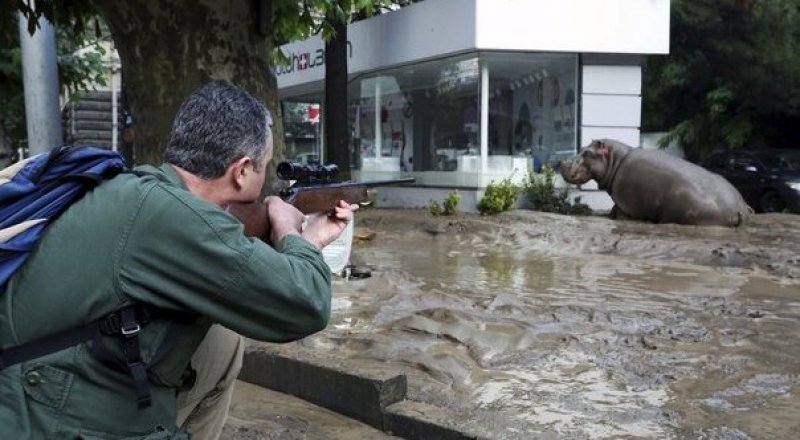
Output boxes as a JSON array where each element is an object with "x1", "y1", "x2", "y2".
[
  {"x1": 324, "y1": 17, "x2": 350, "y2": 181},
  {"x1": 89, "y1": 0, "x2": 285, "y2": 190}
]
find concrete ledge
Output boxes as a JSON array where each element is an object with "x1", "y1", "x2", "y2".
[
  {"x1": 239, "y1": 345, "x2": 407, "y2": 430},
  {"x1": 384, "y1": 400, "x2": 484, "y2": 440}
]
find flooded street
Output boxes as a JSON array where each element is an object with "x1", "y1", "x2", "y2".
[{"x1": 290, "y1": 209, "x2": 800, "y2": 439}]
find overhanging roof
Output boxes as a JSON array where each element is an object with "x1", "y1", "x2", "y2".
[{"x1": 276, "y1": 0, "x2": 670, "y2": 97}]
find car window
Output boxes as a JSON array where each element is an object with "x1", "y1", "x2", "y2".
[
  {"x1": 753, "y1": 151, "x2": 800, "y2": 171},
  {"x1": 733, "y1": 154, "x2": 758, "y2": 170},
  {"x1": 705, "y1": 153, "x2": 732, "y2": 169},
  {"x1": 776, "y1": 152, "x2": 800, "y2": 171},
  {"x1": 758, "y1": 155, "x2": 781, "y2": 169}
]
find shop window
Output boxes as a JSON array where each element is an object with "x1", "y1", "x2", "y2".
[
  {"x1": 282, "y1": 99, "x2": 322, "y2": 164},
  {"x1": 349, "y1": 56, "x2": 480, "y2": 178},
  {"x1": 347, "y1": 52, "x2": 577, "y2": 185},
  {"x1": 485, "y1": 53, "x2": 577, "y2": 171}
]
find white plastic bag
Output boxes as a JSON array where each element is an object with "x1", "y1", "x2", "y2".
[{"x1": 320, "y1": 218, "x2": 354, "y2": 275}]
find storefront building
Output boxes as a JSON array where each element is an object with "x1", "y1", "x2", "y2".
[{"x1": 277, "y1": 0, "x2": 670, "y2": 210}]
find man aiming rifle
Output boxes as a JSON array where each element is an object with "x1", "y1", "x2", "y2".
[{"x1": 0, "y1": 81, "x2": 357, "y2": 439}]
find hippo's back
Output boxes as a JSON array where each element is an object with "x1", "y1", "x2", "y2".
[{"x1": 628, "y1": 149, "x2": 752, "y2": 225}]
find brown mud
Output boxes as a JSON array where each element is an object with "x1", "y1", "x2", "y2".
[{"x1": 247, "y1": 209, "x2": 800, "y2": 439}]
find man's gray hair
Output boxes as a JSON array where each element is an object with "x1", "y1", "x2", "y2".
[{"x1": 164, "y1": 81, "x2": 273, "y2": 179}]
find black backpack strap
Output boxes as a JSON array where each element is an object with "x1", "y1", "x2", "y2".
[
  {"x1": 120, "y1": 307, "x2": 150, "y2": 409},
  {"x1": 0, "y1": 320, "x2": 97, "y2": 370},
  {"x1": 0, "y1": 305, "x2": 195, "y2": 410},
  {"x1": 90, "y1": 306, "x2": 195, "y2": 409}
]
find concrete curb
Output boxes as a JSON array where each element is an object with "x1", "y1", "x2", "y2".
[
  {"x1": 384, "y1": 400, "x2": 482, "y2": 440},
  {"x1": 239, "y1": 345, "x2": 485, "y2": 439},
  {"x1": 239, "y1": 345, "x2": 405, "y2": 429}
]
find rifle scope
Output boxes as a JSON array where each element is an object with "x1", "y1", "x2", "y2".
[{"x1": 277, "y1": 161, "x2": 339, "y2": 182}]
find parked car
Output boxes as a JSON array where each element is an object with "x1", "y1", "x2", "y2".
[{"x1": 701, "y1": 149, "x2": 800, "y2": 213}]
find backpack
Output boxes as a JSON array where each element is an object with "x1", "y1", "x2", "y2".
[
  {"x1": 0, "y1": 145, "x2": 128, "y2": 286},
  {"x1": 0, "y1": 146, "x2": 173, "y2": 409}
]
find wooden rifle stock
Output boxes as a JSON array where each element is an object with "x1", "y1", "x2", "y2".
[
  {"x1": 227, "y1": 177, "x2": 414, "y2": 240},
  {"x1": 226, "y1": 201, "x2": 269, "y2": 241},
  {"x1": 282, "y1": 178, "x2": 415, "y2": 214}
]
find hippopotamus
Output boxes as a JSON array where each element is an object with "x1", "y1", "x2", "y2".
[{"x1": 560, "y1": 139, "x2": 751, "y2": 226}]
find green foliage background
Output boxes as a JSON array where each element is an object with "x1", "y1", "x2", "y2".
[
  {"x1": 1, "y1": 2, "x2": 107, "y2": 148},
  {"x1": 643, "y1": 0, "x2": 800, "y2": 160}
]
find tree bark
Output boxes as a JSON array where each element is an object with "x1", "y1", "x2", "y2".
[
  {"x1": 324, "y1": 17, "x2": 350, "y2": 180},
  {"x1": 89, "y1": 0, "x2": 285, "y2": 190}
]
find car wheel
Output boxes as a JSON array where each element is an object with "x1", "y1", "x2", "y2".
[{"x1": 758, "y1": 190, "x2": 785, "y2": 213}]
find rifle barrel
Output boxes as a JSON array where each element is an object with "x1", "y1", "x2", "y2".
[
  {"x1": 295, "y1": 177, "x2": 415, "y2": 189},
  {"x1": 360, "y1": 177, "x2": 416, "y2": 187}
]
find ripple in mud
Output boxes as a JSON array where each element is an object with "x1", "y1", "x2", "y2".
[
  {"x1": 695, "y1": 426, "x2": 753, "y2": 440},
  {"x1": 699, "y1": 374, "x2": 797, "y2": 411}
]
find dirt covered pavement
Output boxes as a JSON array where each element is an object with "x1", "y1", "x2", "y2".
[{"x1": 240, "y1": 209, "x2": 800, "y2": 439}]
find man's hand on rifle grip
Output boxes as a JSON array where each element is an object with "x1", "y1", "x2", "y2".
[{"x1": 301, "y1": 200, "x2": 359, "y2": 250}]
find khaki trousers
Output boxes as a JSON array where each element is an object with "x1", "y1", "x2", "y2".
[{"x1": 176, "y1": 325, "x2": 245, "y2": 440}]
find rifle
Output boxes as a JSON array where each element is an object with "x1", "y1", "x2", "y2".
[
  {"x1": 275, "y1": 161, "x2": 415, "y2": 214},
  {"x1": 228, "y1": 161, "x2": 414, "y2": 240}
]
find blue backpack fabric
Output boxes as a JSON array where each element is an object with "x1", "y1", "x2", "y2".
[{"x1": 0, "y1": 145, "x2": 128, "y2": 286}]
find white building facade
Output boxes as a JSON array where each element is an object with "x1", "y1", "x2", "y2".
[{"x1": 276, "y1": 0, "x2": 670, "y2": 211}]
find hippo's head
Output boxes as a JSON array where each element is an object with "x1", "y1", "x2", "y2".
[{"x1": 559, "y1": 139, "x2": 629, "y2": 185}]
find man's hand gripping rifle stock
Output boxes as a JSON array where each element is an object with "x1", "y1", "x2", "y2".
[{"x1": 228, "y1": 161, "x2": 414, "y2": 243}]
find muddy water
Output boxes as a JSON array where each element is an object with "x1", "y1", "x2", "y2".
[{"x1": 299, "y1": 210, "x2": 800, "y2": 439}]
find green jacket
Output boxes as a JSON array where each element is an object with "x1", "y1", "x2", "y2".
[{"x1": 0, "y1": 164, "x2": 332, "y2": 439}]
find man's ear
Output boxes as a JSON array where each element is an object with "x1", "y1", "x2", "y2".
[{"x1": 229, "y1": 156, "x2": 252, "y2": 189}]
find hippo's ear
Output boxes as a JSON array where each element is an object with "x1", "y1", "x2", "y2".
[{"x1": 595, "y1": 142, "x2": 610, "y2": 157}]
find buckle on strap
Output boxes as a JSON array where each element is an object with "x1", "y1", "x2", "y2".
[
  {"x1": 120, "y1": 307, "x2": 139, "y2": 339},
  {"x1": 121, "y1": 322, "x2": 140, "y2": 336},
  {"x1": 98, "y1": 306, "x2": 144, "y2": 336}
]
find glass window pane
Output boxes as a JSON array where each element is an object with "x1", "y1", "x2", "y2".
[
  {"x1": 349, "y1": 55, "x2": 481, "y2": 184},
  {"x1": 347, "y1": 52, "x2": 577, "y2": 185},
  {"x1": 282, "y1": 99, "x2": 322, "y2": 164},
  {"x1": 485, "y1": 53, "x2": 578, "y2": 171}
]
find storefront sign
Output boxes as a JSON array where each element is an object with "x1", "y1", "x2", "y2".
[{"x1": 276, "y1": 41, "x2": 353, "y2": 76}]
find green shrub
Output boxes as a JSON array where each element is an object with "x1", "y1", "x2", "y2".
[
  {"x1": 478, "y1": 178, "x2": 520, "y2": 215},
  {"x1": 442, "y1": 191, "x2": 461, "y2": 216},
  {"x1": 429, "y1": 191, "x2": 460, "y2": 216},
  {"x1": 428, "y1": 199, "x2": 443, "y2": 216},
  {"x1": 523, "y1": 166, "x2": 591, "y2": 215}
]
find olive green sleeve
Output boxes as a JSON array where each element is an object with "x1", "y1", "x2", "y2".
[{"x1": 115, "y1": 185, "x2": 331, "y2": 342}]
